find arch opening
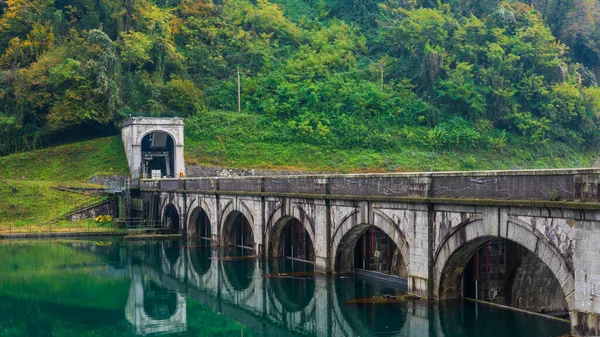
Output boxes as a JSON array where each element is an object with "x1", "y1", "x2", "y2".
[
  {"x1": 163, "y1": 204, "x2": 179, "y2": 232},
  {"x1": 189, "y1": 207, "x2": 211, "y2": 240},
  {"x1": 143, "y1": 281, "x2": 178, "y2": 321},
  {"x1": 439, "y1": 237, "x2": 569, "y2": 318},
  {"x1": 141, "y1": 131, "x2": 175, "y2": 178},
  {"x1": 270, "y1": 217, "x2": 314, "y2": 263},
  {"x1": 335, "y1": 224, "x2": 408, "y2": 278},
  {"x1": 223, "y1": 211, "x2": 254, "y2": 251}
]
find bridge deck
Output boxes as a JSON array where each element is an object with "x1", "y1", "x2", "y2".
[{"x1": 140, "y1": 168, "x2": 600, "y2": 207}]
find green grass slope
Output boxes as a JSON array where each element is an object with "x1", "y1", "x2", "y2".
[
  {"x1": 0, "y1": 136, "x2": 128, "y2": 232},
  {"x1": 185, "y1": 111, "x2": 600, "y2": 173}
]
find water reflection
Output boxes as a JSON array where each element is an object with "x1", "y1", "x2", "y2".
[{"x1": 0, "y1": 239, "x2": 570, "y2": 337}]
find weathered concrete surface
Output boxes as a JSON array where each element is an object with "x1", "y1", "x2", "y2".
[
  {"x1": 139, "y1": 168, "x2": 600, "y2": 336},
  {"x1": 121, "y1": 117, "x2": 185, "y2": 178}
]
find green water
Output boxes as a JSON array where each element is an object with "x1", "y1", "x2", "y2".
[{"x1": 0, "y1": 239, "x2": 570, "y2": 337}]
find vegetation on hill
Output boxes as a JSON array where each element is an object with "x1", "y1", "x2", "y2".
[
  {"x1": 0, "y1": 137, "x2": 127, "y2": 232},
  {"x1": 0, "y1": 0, "x2": 600, "y2": 166}
]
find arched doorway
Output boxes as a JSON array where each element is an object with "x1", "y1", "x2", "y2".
[
  {"x1": 270, "y1": 217, "x2": 315, "y2": 263},
  {"x1": 335, "y1": 224, "x2": 408, "y2": 278},
  {"x1": 222, "y1": 211, "x2": 254, "y2": 251},
  {"x1": 189, "y1": 207, "x2": 211, "y2": 240},
  {"x1": 163, "y1": 204, "x2": 179, "y2": 232},
  {"x1": 439, "y1": 236, "x2": 569, "y2": 317},
  {"x1": 141, "y1": 131, "x2": 176, "y2": 178}
]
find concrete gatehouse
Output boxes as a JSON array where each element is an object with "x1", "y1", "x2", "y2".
[{"x1": 122, "y1": 117, "x2": 600, "y2": 336}]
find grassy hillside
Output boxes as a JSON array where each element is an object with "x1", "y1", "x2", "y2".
[
  {"x1": 185, "y1": 111, "x2": 600, "y2": 172},
  {"x1": 0, "y1": 137, "x2": 128, "y2": 232},
  {"x1": 0, "y1": 136, "x2": 128, "y2": 182}
]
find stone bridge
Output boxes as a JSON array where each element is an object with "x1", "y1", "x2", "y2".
[{"x1": 138, "y1": 169, "x2": 600, "y2": 335}]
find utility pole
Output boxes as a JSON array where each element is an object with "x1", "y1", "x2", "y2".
[
  {"x1": 237, "y1": 68, "x2": 241, "y2": 113},
  {"x1": 380, "y1": 65, "x2": 384, "y2": 91}
]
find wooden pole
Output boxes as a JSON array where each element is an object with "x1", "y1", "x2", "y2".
[
  {"x1": 380, "y1": 65, "x2": 384, "y2": 91},
  {"x1": 237, "y1": 68, "x2": 241, "y2": 113}
]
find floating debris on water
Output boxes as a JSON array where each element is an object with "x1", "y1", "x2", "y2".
[
  {"x1": 263, "y1": 271, "x2": 314, "y2": 278},
  {"x1": 210, "y1": 255, "x2": 257, "y2": 260},
  {"x1": 346, "y1": 294, "x2": 419, "y2": 304}
]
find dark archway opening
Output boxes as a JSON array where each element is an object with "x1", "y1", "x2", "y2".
[
  {"x1": 352, "y1": 226, "x2": 407, "y2": 277},
  {"x1": 272, "y1": 218, "x2": 314, "y2": 263},
  {"x1": 190, "y1": 208, "x2": 211, "y2": 240},
  {"x1": 141, "y1": 131, "x2": 175, "y2": 178},
  {"x1": 445, "y1": 237, "x2": 568, "y2": 318},
  {"x1": 224, "y1": 212, "x2": 254, "y2": 251},
  {"x1": 143, "y1": 281, "x2": 178, "y2": 320},
  {"x1": 163, "y1": 204, "x2": 179, "y2": 233}
]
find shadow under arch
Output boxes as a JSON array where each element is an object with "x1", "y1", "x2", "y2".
[
  {"x1": 269, "y1": 216, "x2": 315, "y2": 262},
  {"x1": 434, "y1": 218, "x2": 574, "y2": 311},
  {"x1": 188, "y1": 206, "x2": 211, "y2": 239},
  {"x1": 221, "y1": 210, "x2": 254, "y2": 249},
  {"x1": 163, "y1": 204, "x2": 180, "y2": 232},
  {"x1": 334, "y1": 223, "x2": 408, "y2": 277},
  {"x1": 140, "y1": 131, "x2": 176, "y2": 178}
]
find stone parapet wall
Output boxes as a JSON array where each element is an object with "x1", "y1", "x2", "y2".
[{"x1": 141, "y1": 168, "x2": 600, "y2": 204}]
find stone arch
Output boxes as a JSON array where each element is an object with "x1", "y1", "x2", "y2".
[
  {"x1": 162, "y1": 203, "x2": 181, "y2": 232},
  {"x1": 267, "y1": 214, "x2": 316, "y2": 259},
  {"x1": 159, "y1": 195, "x2": 182, "y2": 227},
  {"x1": 220, "y1": 201, "x2": 256, "y2": 248},
  {"x1": 433, "y1": 218, "x2": 575, "y2": 310},
  {"x1": 187, "y1": 205, "x2": 212, "y2": 238},
  {"x1": 135, "y1": 128, "x2": 182, "y2": 147},
  {"x1": 332, "y1": 211, "x2": 410, "y2": 275}
]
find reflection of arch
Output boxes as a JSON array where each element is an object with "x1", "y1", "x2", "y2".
[
  {"x1": 269, "y1": 216, "x2": 315, "y2": 261},
  {"x1": 222, "y1": 257, "x2": 256, "y2": 291},
  {"x1": 434, "y1": 218, "x2": 575, "y2": 310},
  {"x1": 188, "y1": 206, "x2": 211, "y2": 238},
  {"x1": 332, "y1": 277, "x2": 407, "y2": 336},
  {"x1": 267, "y1": 260, "x2": 316, "y2": 313},
  {"x1": 332, "y1": 215, "x2": 409, "y2": 275},
  {"x1": 163, "y1": 204, "x2": 180, "y2": 232},
  {"x1": 143, "y1": 281, "x2": 178, "y2": 320},
  {"x1": 221, "y1": 209, "x2": 255, "y2": 249},
  {"x1": 189, "y1": 245, "x2": 212, "y2": 277},
  {"x1": 125, "y1": 266, "x2": 186, "y2": 335}
]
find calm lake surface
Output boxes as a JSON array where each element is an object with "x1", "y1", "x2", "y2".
[{"x1": 0, "y1": 239, "x2": 570, "y2": 337}]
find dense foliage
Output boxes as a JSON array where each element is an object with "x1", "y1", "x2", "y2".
[{"x1": 1, "y1": 0, "x2": 600, "y2": 156}]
